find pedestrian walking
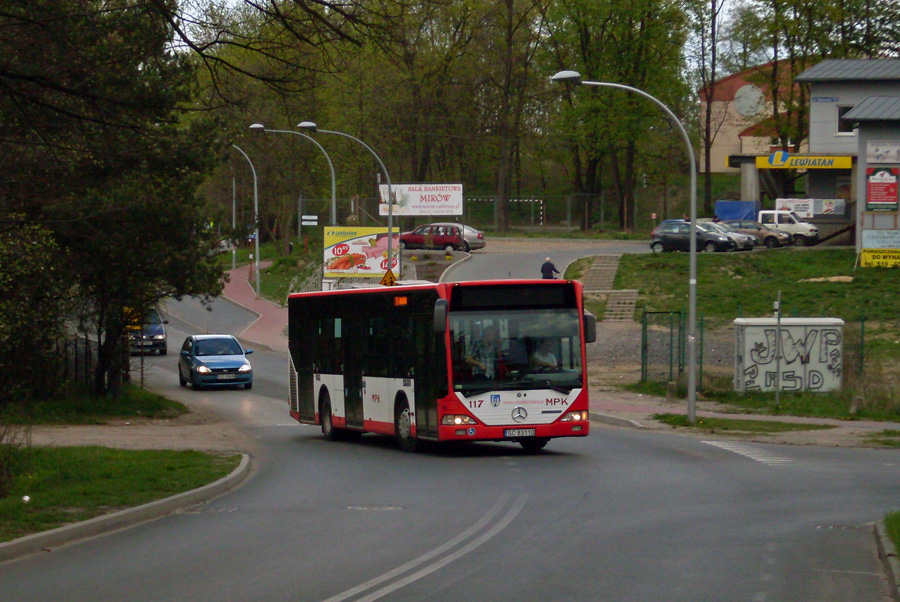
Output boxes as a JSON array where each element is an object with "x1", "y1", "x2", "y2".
[{"x1": 540, "y1": 257, "x2": 560, "y2": 280}]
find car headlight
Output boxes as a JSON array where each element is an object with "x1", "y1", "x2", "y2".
[
  {"x1": 238, "y1": 364, "x2": 252, "y2": 373},
  {"x1": 152, "y1": 334, "x2": 166, "y2": 340},
  {"x1": 197, "y1": 365, "x2": 212, "y2": 374}
]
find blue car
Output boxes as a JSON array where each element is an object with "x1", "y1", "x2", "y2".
[{"x1": 178, "y1": 334, "x2": 253, "y2": 390}]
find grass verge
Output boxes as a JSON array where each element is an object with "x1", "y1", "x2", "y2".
[
  {"x1": 652, "y1": 413, "x2": 836, "y2": 434},
  {"x1": 0, "y1": 385, "x2": 188, "y2": 425},
  {"x1": 0, "y1": 447, "x2": 240, "y2": 543}
]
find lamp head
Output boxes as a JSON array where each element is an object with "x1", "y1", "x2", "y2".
[
  {"x1": 249, "y1": 123, "x2": 265, "y2": 132},
  {"x1": 550, "y1": 70, "x2": 583, "y2": 84},
  {"x1": 297, "y1": 121, "x2": 318, "y2": 132}
]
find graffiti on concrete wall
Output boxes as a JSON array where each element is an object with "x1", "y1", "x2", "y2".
[{"x1": 735, "y1": 321, "x2": 843, "y2": 392}]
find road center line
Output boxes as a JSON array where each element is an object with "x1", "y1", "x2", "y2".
[{"x1": 320, "y1": 493, "x2": 525, "y2": 602}]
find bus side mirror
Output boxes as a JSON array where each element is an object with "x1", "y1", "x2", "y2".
[
  {"x1": 584, "y1": 312, "x2": 597, "y2": 343},
  {"x1": 433, "y1": 299, "x2": 448, "y2": 334}
]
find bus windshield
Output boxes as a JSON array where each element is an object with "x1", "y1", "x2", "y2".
[{"x1": 449, "y1": 309, "x2": 583, "y2": 396}]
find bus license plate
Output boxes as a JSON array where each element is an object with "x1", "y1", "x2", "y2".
[
  {"x1": 505, "y1": 428, "x2": 535, "y2": 438},
  {"x1": 217, "y1": 374, "x2": 236, "y2": 380}
]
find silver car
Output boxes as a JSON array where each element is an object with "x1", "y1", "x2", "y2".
[
  {"x1": 462, "y1": 225, "x2": 486, "y2": 250},
  {"x1": 705, "y1": 221, "x2": 756, "y2": 251}
]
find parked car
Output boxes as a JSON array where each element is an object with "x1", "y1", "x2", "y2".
[
  {"x1": 650, "y1": 221, "x2": 735, "y2": 253},
  {"x1": 462, "y1": 224, "x2": 486, "y2": 250},
  {"x1": 724, "y1": 219, "x2": 793, "y2": 248},
  {"x1": 128, "y1": 310, "x2": 168, "y2": 356},
  {"x1": 178, "y1": 334, "x2": 253, "y2": 390},
  {"x1": 704, "y1": 221, "x2": 757, "y2": 251},
  {"x1": 399, "y1": 223, "x2": 468, "y2": 252}
]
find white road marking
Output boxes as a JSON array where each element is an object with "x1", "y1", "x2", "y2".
[
  {"x1": 320, "y1": 493, "x2": 526, "y2": 602},
  {"x1": 702, "y1": 441, "x2": 794, "y2": 466}
]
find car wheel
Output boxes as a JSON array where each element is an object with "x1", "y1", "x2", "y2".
[
  {"x1": 650, "y1": 242, "x2": 665, "y2": 254},
  {"x1": 395, "y1": 400, "x2": 417, "y2": 453},
  {"x1": 520, "y1": 437, "x2": 550, "y2": 453},
  {"x1": 765, "y1": 236, "x2": 778, "y2": 249},
  {"x1": 399, "y1": 241, "x2": 407, "y2": 250},
  {"x1": 320, "y1": 395, "x2": 337, "y2": 441},
  {"x1": 444, "y1": 244, "x2": 455, "y2": 254},
  {"x1": 463, "y1": 242, "x2": 471, "y2": 252},
  {"x1": 159, "y1": 347, "x2": 167, "y2": 356},
  {"x1": 704, "y1": 241, "x2": 718, "y2": 253},
  {"x1": 245, "y1": 381, "x2": 252, "y2": 390},
  {"x1": 793, "y1": 234, "x2": 808, "y2": 246},
  {"x1": 178, "y1": 368, "x2": 186, "y2": 387},
  {"x1": 191, "y1": 374, "x2": 204, "y2": 390}
]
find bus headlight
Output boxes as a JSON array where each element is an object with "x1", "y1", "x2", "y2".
[
  {"x1": 560, "y1": 410, "x2": 589, "y2": 422},
  {"x1": 441, "y1": 415, "x2": 477, "y2": 426}
]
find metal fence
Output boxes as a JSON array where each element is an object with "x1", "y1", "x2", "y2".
[
  {"x1": 59, "y1": 335, "x2": 98, "y2": 388},
  {"x1": 638, "y1": 311, "x2": 898, "y2": 396}
]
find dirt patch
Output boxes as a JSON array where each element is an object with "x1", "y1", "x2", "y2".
[{"x1": 29, "y1": 402, "x2": 254, "y2": 454}]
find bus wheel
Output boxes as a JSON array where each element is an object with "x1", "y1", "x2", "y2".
[
  {"x1": 320, "y1": 396, "x2": 337, "y2": 441},
  {"x1": 519, "y1": 437, "x2": 549, "y2": 452},
  {"x1": 395, "y1": 401, "x2": 417, "y2": 453}
]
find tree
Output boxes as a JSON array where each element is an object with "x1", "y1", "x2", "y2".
[
  {"x1": 1, "y1": 0, "x2": 222, "y2": 396},
  {"x1": 544, "y1": 0, "x2": 691, "y2": 230},
  {"x1": 0, "y1": 221, "x2": 73, "y2": 403}
]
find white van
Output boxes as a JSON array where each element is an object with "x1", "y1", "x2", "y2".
[{"x1": 758, "y1": 210, "x2": 819, "y2": 246}]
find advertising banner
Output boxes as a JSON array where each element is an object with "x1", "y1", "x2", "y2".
[
  {"x1": 756, "y1": 152, "x2": 852, "y2": 169},
  {"x1": 379, "y1": 183, "x2": 463, "y2": 216},
  {"x1": 866, "y1": 167, "x2": 899, "y2": 211},
  {"x1": 323, "y1": 227, "x2": 399, "y2": 278},
  {"x1": 861, "y1": 249, "x2": 900, "y2": 268}
]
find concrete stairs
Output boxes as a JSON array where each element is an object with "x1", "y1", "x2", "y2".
[{"x1": 580, "y1": 255, "x2": 638, "y2": 322}]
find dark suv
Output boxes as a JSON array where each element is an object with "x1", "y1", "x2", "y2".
[
  {"x1": 650, "y1": 221, "x2": 735, "y2": 253},
  {"x1": 129, "y1": 310, "x2": 169, "y2": 355}
]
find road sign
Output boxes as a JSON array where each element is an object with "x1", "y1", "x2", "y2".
[
  {"x1": 301, "y1": 215, "x2": 318, "y2": 226},
  {"x1": 380, "y1": 269, "x2": 396, "y2": 286}
]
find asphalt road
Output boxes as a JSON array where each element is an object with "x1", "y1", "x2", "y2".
[{"x1": 3, "y1": 246, "x2": 898, "y2": 601}]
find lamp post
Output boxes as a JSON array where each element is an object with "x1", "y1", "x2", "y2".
[
  {"x1": 228, "y1": 164, "x2": 237, "y2": 272},
  {"x1": 550, "y1": 70, "x2": 698, "y2": 423},
  {"x1": 231, "y1": 144, "x2": 261, "y2": 299},
  {"x1": 296, "y1": 121, "x2": 397, "y2": 277},
  {"x1": 248, "y1": 124, "x2": 337, "y2": 226}
]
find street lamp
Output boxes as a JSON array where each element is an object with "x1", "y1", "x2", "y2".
[
  {"x1": 550, "y1": 69, "x2": 698, "y2": 423},
  {"x1": 296, "y1": 121, "x2": 398, "y2": 277},
  {"x1": 248, "y1": 123, "x2": 337, "y2": 226},
  {"x1": 231, "y1": 144, "x2": 261, "y2": 299}
]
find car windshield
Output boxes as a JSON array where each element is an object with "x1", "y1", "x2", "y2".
[
  {"x1": 711, "y1": 222, "x2": 739, "y2": 233},
  {"x1": 196, "y1": 338, "x2": 243, "y2": 356},
  {"x1": 449, "y1": 309, "x2": 583, "y2": 396}
]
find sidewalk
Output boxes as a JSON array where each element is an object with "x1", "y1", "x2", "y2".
[{"x1": 222, "y1": 262, "x2": 289, "y2": 353}]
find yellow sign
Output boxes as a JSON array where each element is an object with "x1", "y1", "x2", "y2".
[
  {"x1": 861, "y1": 249, "x2": 900, "y2": 268},
  {"x1": 380, "y1": 269, "x2": 397, "y2": 286},
  {"x1": 756, "y1": 152, "x2": 852, "y2": 169}
]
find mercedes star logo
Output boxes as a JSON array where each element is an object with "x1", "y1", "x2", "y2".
[{"x1": 511, "y1": 407, "x2": 527, "y2": 423}]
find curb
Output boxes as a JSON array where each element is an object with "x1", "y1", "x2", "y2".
[
  {"x1": 590, "y1": 411, "x2": 648, "y2": 430},
  {"x1": 0, "y1": 453, "x2": 252, "y2": 564},
  {"x1": 876, "y1": 521, "x2": 900, "y2": 601}
]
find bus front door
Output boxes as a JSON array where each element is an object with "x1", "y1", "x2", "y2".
[{"x1": 342, "y1": 318, "x2": 364, "y2": 429}]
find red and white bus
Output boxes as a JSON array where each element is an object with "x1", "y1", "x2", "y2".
[{"x1": 288, "y1": 280, "x2": 596, "y2": 452}]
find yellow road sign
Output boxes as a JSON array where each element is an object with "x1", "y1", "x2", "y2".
[{"x1": 380, "y1": 269, "x2": 397, "y2": 286}]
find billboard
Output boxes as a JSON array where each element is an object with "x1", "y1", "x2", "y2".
[
  {"x1": 379, "y1": 183, "x2": 463, "y2": 216},
  {"x1": 323, "y1": 227, "x2": 399, "y2": 278}
]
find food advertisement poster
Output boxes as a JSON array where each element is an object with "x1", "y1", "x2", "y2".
[
  {"x1": 866, "y1": 167, "x2": 899, "y2": 211},
  {"x1": 324, "y1": 227, "x2": 400, "y2": 278},
  {"x1": 378, "y1": 183, "x2": 463, "y2": 216}
]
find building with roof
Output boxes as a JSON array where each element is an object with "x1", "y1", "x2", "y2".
[{"x1": 794, "y1": 59, "x2": 900, "y2": 259}]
